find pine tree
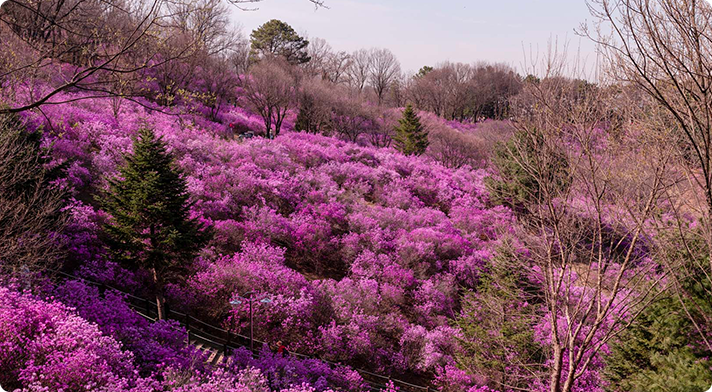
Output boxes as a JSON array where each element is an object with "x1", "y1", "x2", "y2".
[
  {"x1": 393, "y1": 104, "x2": 429, "y2": 156},
  {"x1": 456, "y1": 247, "x2": 545, "y2": 389},
  {"x1": 604, "y1": 297, "x2": 712, "y2": 392},
  {"x1": 102, "y1": 128, "x2": 210, "y2": 320},
  {"x1": 250, "y1": 19, "x2": 310, "y2": 65}
]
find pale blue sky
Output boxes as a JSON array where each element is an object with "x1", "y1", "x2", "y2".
[{"x1": 230, "y1": 0, "x2": 598, "y2": 75}]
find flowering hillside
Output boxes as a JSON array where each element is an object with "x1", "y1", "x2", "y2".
[{"x1": 13, "y1": 90, "x2": 518, "y2": 385}]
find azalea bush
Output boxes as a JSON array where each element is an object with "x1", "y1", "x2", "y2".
[
  {"x1": 52, "y1": 280, "x2": 202, "y2": 375},
  {"x1": 228, "y1": 346, "x2": 366, "y2": 391},
  {"x1": 0, "y1": 287, "x2": 137, "y2": 391},
  {"x1": 0, "y1": 284, "x2": 367, "y2": 392}
]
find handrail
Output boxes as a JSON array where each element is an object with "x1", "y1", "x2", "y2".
[{"x1": 2, "y1": 266, "x2": 432, "y2": 391}]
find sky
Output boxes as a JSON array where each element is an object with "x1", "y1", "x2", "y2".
[{"x1": 230, "y1": 0, "x2": 600, "y2": 75}]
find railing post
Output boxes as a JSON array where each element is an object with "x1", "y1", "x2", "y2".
[
  {"x1": 224, "y1": 329, "x2": 230, "y2": 353},
  {"x1": 164, "y1": 302, "x2": 170, "y2": 319},
  {"x1": 185, "y1": 314, "x2": 191, "y2": 345},
  {"x1": 144, "y1": 298, "x2": 151, "y2": 317}
]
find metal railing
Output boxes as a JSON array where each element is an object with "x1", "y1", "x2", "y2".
[{"x1": 33, "y1": 268, "x2": 433, "y2": 392}]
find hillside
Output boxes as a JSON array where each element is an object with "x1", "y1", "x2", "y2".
[{"x1": 0, "y1": 89, "x2": 516, "y2": 390}]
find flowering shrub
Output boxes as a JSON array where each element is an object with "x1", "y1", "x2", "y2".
[
  {"x1": 164, "y1": 368, "x2": 267, "y2": 392},
  {"x1": 0, "y1": 82, "x2": 542, "y2": 391},
  {"x1": 0, "y1": 287, "x2": 137, "y2": 391},
  {"x1": 229, "y1": 346, "x2": 366, "y2": 391},
  {"x1": 52, "y1": 280, "x2": 202, "y2": 375},
  {"x1": 0, "y1": 284, "x2": 360, "y2": 392}
]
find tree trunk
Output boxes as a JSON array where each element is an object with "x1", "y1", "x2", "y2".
[
  {"x1": 264, "y1": 117, "x2": 272, "y2": 139},
  {"x1": 151, "y1": 267, "x2": 166, "y2": 320},
  {"x1": 561, "y1": 357, "x2": 576, "y2": 392},
  {"x1": 549, "y1": 345, "x2": 563, "y2": 392}
]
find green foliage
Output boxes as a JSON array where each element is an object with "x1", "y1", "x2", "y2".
[
  {"x1": 604, "y1": 297, "x2": 712, "y2": 392},
  {"x1": 486, "y1": 130, "x2": 570, "y2": 211},
  {"x1": 393, "y1": 104, "x2": 429, "y2": 156},
  {"x1": 102, "y1": 129, "x2": 210, "y2": 316},
  {"x1": 415, "y1": 66, "x2": 433, "y2": 79},
  {"x1": 250, "y1": 19, "x2": 310, "y2": 65},
  {"x1": 606, "y1": 233, "x2": 712, "y2": 392},
  {"x1": 455, "y1": 248, "x2": 544, "y2": 390},
  {"x1": 523, "y1": 74, "x2": 540, "y2": 84}
]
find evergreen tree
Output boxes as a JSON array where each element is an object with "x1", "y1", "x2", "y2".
[
  {"x1": 102, "y1": 128, "x2": 210, "y2": 320},
  {"x1": 250, "y1": 19, "x2": 310, "y2": 65},
  {"x1": 393, "y1": 104, "x2": 429, "y2": 156},
  {"x1": 455, "y1": 247, "x2": 545, "y2": 390},
  {"x1": 605, "y1": 234, "x2": 712, "y2": 392},
  {"x1": 415, "y1": 65, "x2": 433, "y2": 79},
  {"x1": 485, "y1": 129, "x2": 570, "y2": 213},
  {"x1": 604, "y1": 297, "x2": 712, "y2": 392}
]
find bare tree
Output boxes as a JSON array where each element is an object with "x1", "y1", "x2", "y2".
[
  {"x1": 346, "y1": 48, "x2": 373, "y2": 92},
  {"x1": 584, "y1": 0, "x2": 712, "y2": 352},
  {"x1": 170, "y1": 0, "x2": 237, "y2": 56},
  {"x1": 495, "y1": 54, "x2": 672, "y2": 392},
  {"x1": 239, "y1": 57, "x2": 297, "y2": 138},
  {"x1": 0, "y1": 0, "x2": 324, "y2": 114},
  {"x1": 467, "y1": 63, "x2": 522, "y2": 119},
  {"x1": 229, "y1": 36, "x2": 252, "y2": 76},
  {"x1": 302, "y1": 36, "x2": 332, "y2": 77},
  {"x1": 406, "y1": 61, "x2": 521, "y2": 121},
  {"x1": 0, "y1": 114, "x2": 67, "y2": 275},
  {"x1": 369, "y1": 48, "x2": 401, "y2": 104},
  {"x1": 323, "y1": 50, "x2": 351, "y2": 84},
  {"x1": 0, "y1": 0, "x2": 198, "y2": 113},
  {"x1": 407, "y1": 64, "x2": 455, "y2": 117}
]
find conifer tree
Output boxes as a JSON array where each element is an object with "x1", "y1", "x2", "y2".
[
  {"x1": 250, "y1": 19, "x2": 310, "y2": 65},
  {"x1": 393, "y1": 104, "x2": 429, "y2": 156},
  {"x1": 102, "y1": 128, "x2": 210, "y2": 320}
]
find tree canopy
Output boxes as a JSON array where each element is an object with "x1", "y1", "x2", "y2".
[{"x1": 250, "y1": 19, "x2": 310, "y2": 65}]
